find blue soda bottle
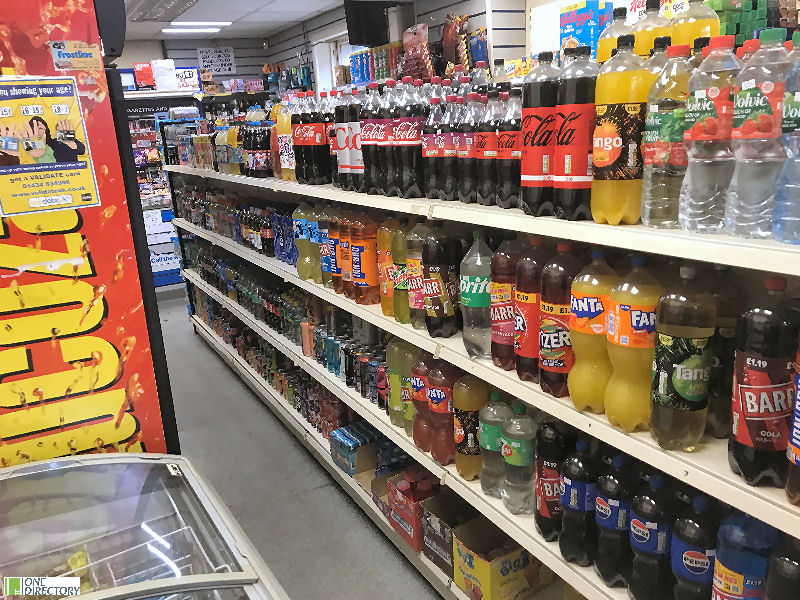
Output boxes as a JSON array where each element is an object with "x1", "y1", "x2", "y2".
[
  {"x1": 671, "y1": 494, "x2": 718, "y2": 600},
  {"x1": 559, "y1": 438, "x2": 600, "y2": 566},
  {"x1": 712, "y1": 511, "x2": 778, "y2": 600},
  {"x1": 594, "y1": 454, "x2": 636, "y2": 587}
]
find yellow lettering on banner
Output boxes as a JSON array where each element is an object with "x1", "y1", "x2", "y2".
[
  {"x1": 9, "y1": 212, "x2": 81, "y2": 235},
  {"x1": 0, "y1": 280, "x2": 106, "y2": 346},
  {"x1": 0, "y1": 337, "x2": 119, "y2": 408}
]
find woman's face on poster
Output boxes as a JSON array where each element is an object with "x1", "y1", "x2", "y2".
[{"x1": 31, "y1": 119, "x2": 47, "y2": 139}]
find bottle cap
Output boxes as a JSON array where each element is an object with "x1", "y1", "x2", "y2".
[
  {"x1": 764, "y1": 276, "x2": 787, "y2": 291},
  {"x1": 591, "y1": 248, "x2": 605, "y2": 260},
  {"x1": 509, "y1": 87, "x2": 522, "y2": 97},
  {"x1": 709, "y1": 35, "x2": 735, "y2": 49},
  {"x1": 512, "y1": 402, "x2": 526, "y2": 415},
  {"x1": 530, "y1": 236, "x2": 543, "y2": 246},
  {"x1": 702, "y1": 46, "x2": 711, "y2": 58},
  {"x1": 385, "y1": 79, "x2": 396, "y2": 86},
  {"x1": 456, "y1": 96, "x2": 466, "y2": 103},
  {"x1": 329, "y1": 90, "x2": 338, "y2": 97},
  {"x1": 564, "y1": 47, "x2": 577, "y2": 56},
  {"x1": 460, "y1": 75, "x2": 471, "y2": 83},
  {"x1": 613, "y1": 6, "x2": 627, "y2": 18},
  {"x1": 444, "y1": 94, "x2": 455, "y2": 102},
  {"x1": 539, "y1": 50, "x2": 554, "y2": 62},
  {"x1": 368, "y1": 82, "x2": 378, "y2": 89},
  {"x1": 500, "y1": 91, "x2": 509, "y2": 101},
  {"x1": 490, "y1": 390, "x2": 502, "y2": 402},
  {"x1": 666, "y1": 44, "x2": 691, "y2": 57},
  {"x1": 617, "y1": 34, "x2": 635, "y2": 48},
  {"x1": 649, "y1": 473, "x2": 665, "y2": 489},
  {"x1": 694, "y1": 36, "x2": 711, "y2": 51},
  {"x1": 576, "y1": 438, "x2": 589, "y2": 452},
  {"x1": 735, "y1": 47, "x2": 744, "y2": 58},
  {"x1": 467, "y1": 91, "x2": 478, "y2": 100},
  {"x1": 611, "y1": 455, "x2": 627, "y2": 469},
  {"x1": 442, "y1": 78, "x2": 452, "y2": 86},
  {"x1": 402, "y1": 75, "x2": 412, "y2": 83},
  {"x1": 320, "y1": 91, "x2": 328, "y2": 97},
  {"x1": 759, "y1": 27, "x2": 787, "y2": 43},
  {"x1": 743, "y1": 38, "x2": 761, "y2": 52},
  {"x1": 653, "y1": 36, "x2": 671, "y2": 49},
  {"x1": 476, "y1": 60, "x2": 487, "y2": 68},
  {"x1": 794, "y1": 31, "x2": 800, "y2": 46},
  {"x1": 785, "y1": 41, "x2": 793, "y2": 51},
  {"x1": 306, "y1": 90, "x2": 315, "y2": 96},
  {"x1": 473, "y1": 228, "x2": 484, "y2": 239},
  {"x1": 397, "y1": 479, "x2": 411, "y2": 492},
  {"x1": 413, "y1": 78, "x2": 423, "y2": 86},
  {"x1": 646, "y1": 0, "x2": 659, "y2": 9},
  {"x1": 454, "y1": 64, "x2": 464, "y2": 72},
  {"x1": 556, "y1": 242, "x2": 571, "y2": 252},
  {"x1": 631, "y1": 255, "x2": 647, "y2": 267},
  {"x1": 693, "y1": 494, "x2": 712, "y2": 512},
  {"x1": 430, "y1": 96, "x2": 441, "y2": 104},
  {"x1": 494, "y1": 58, "x2": 505, "y2": 65},
  {"x1": 431, "y1": 76, "x2": 442, "y2": 84}
]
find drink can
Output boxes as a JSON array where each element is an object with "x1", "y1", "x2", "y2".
[
  {"x1": 326, "y1": 335, "x2": 336, "y2": 372},
  {"x1": 359, "y1": 355, "x2": 371, "y2": 398},
  {"x1": 339, "y1": 340, "x2": 350, "y2": 383},
  {"x1": 368, "y1": 358, "x2": 379, "y2": 404},
  {"x1": 329, "y1": 336, "x2": 341, "y2": 376},
  {"x1": 346, "y1": 347, "x2": 360, "y2": 389}
]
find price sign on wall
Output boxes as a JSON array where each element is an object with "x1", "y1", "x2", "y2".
[{"x1": 197, "y1": 47, "x2": 236, "y2": 76}]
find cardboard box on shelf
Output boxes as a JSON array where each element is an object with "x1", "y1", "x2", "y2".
[
  {"x1": 329, "y1": 422, "x2": 380, "y2": 476},
  {"x1": 370, "y1": 471, "x2": 393, "y2": 520},
  {"x1": 387, "y1": 471, "x2": 441, "y2": 551},
  {"x1": 420, "y1": 489, "x2": 480, "y2": 578}
]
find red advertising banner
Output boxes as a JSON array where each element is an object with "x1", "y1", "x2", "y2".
[{"x1": 0, "y1": 1, "x2": 170, "y2": 465}]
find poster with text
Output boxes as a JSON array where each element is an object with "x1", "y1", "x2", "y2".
[{"x1": 0, "y1": 0, "x2": 173, "y2": 466}]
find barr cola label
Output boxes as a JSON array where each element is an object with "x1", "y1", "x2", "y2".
[
  {"x1": 732, "y1": 79, "x2": 784, "y2": 139},
  {"x1": 423, "y1": 263, "x2": 457, "y2": 317},
  {"x1": 592, "y1": 102, "x2": 646, "y2": 181},
  {"x1": 651, "y1": 333, "x2": 713, "y2": 411}
]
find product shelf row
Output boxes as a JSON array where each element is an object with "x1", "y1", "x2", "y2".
[
  {"x1": 174, "y1": 217, "x2": 800, "y2": 538},
  {"x1": 185, "y1": 270, "x2": 614, "y2": 600},
  {"x1": 164, "y1": 164, "x2": 800, "y2": 276}
]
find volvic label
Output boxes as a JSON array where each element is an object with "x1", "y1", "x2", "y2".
[
  {"x1": 460, "y1": 274, "x2": 490, "y2": 308},
  {"x1": 651, "y1": 333, "x2": 713, "y2": 411},
  {"x1": 782, "y1": 90, "x2": 800, "y2": 134},
  {"x1": 684, "y1": 86, "x2": 733, "y2": 141},
  {"x1": 732, "y1": 80, "x2": 783, "y2": 139},
  {"x1": 644, "y1": 108, "x2": 687, "y2": 168}
]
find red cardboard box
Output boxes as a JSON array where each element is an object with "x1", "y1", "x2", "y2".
[{"x1": 387, "y1": 472, "x2": 438, "y2": 551}]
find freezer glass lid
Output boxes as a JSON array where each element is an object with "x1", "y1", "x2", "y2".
[
  {"x1": 133, "y1": 587, "x2": 250, "y2": 600},
  {"x1": 0, "y1": 460, "x2": 241, "y2": 595}
]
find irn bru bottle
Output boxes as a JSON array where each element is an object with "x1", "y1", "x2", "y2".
[
  {"x1": 632, "y1": 0, "x2": 672, "y2": 57},
  {"x1": 567, "y1": 249, "x2": 617, "y2": 413},
  {"x1": 591, "y1": 35, "x2": 657, "y2": 225},
  {"x1": 377, "y1": 215, "x2": 399, "y2": 315},
  {"x1": 350, "y1": 212, "x2": 379, "y2": 305},
  {"x1": 604, "y1": 256, "x2": 662, "y2": 432},
  {"x1": 597, "y1": 7, "x2": 632, "y2": 63},
  {"x1": 670, "y1": 0, "x2": 720, "y2": 47}
]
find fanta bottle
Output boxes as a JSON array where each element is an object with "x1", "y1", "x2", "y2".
[
  {"x1": 604, "y1": 256, "x2": 662, "y2": 432},
  {"x1": 568, "y1": 249, "x2": 617, "y2": 413}
]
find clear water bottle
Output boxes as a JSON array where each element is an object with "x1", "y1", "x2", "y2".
[
  {"x1": 460, "y1": 229, "x2": 492, "y2": 359},
  {"x1": 679, "y1": 35, "x2": 739, "y2": 233},
  {"x1": 725, "y1": 28, "x2": 793, "y2": 238},
  {"x1": 774, "y1": 40, "x2": 800, "y2": 243},
  {"x1": 500, "y1": 402, "x2": 538, "y2": 514},
  {"x1": 478, "y1": 391, "x2": 513, "y2": 497}
]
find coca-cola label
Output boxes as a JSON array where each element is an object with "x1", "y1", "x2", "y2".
[
  {"x1": 360, "y1": 118, "x2": 391, "y2": 145},
  {"x1": 732, "y1": 80, "x2": 784, "y2": 140},
  {"x1": 442, "y1": 132, "x2": 459, "y2": 157},
  {"x1": 335, "y1": 121, "x2": 350, "y2": 173},
  {"x1": 327, "y1": 122, "x2": 337, "y2": 155},
  {"x1": 393, "y1": 116, "x2": 424, "y2": 145},
  {"x1": 496, "y1": 129, "x2": 522, "y2": 160},
  {"x1": 348, "y1": 121, "x2": 364, "y2": 173},
  {"x1": 553, "y1": 102, "x2": 595, "y2": 189},
  {"x1": 514, "y1": 290, "x2": 540, "y2": 359},
  {"x1": 490, "y1": 281, "x2": 515, "y2": 346},
  {"x1": 683, "y1": 86, "x2": 734, "y2": 142},
  {"x1": 731, "y1": 350, "x2": 793, "y2": 451},
  {"x1": 422, "y1": 132, "x2": 443, "y2": 158},
  {"x1": 423, "y1": 264, "x2": 457, "y2": 318},
  {"x1": 521, "y1": 107, "x2": 556, "y2": 187},
  {"x1": 474, "y1": 130, "x2": 498, "y2": 159},
  {"x1": 292, "y1": 122, "x2": 327, "y2": 146},
  {"x1": 535, "y1": 457, "x2": 563, "y2": 519},
  {"x1": 457, "y1": 132, "x2": 473, "y2": 158},
  {"x1": 593, "y1": 103, "x2": 646, "y2": 181}
]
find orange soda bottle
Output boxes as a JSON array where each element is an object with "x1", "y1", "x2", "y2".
[
  {"x1": 339, "y1": 211, "x2": 354, "y2": 299},
  {"x1": 378, "y1": 215, "x2": 399, "y2": 315},
  {"x1": 350, "y1": 212, "x2": 379, "y2": 305}
]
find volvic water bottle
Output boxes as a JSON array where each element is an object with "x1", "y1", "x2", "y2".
[{"x1": 774, "y1": 41, "x2": 800, "y2": 243}]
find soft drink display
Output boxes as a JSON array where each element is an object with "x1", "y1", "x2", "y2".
[
  {"x1": 377, "y1": 215, "x2": 399, "y2": 316},
  {"x1": 632, "y1": 0, "x2": 672, "y2": 57},
  {"x1": 594, "y1": 454, "x2": 636, "y2": 587},
  {"x1": 427, "y1": 360, "x2": 461, "y2": 466},
  {"x1": 491, "y1": 233, "x2": 521, "y2": 370},
  {"x1": 539, "y1": 242, "x2": 581, "y2": 397},
  {"x1": 496, "y1": 88, "x2": 522, "y2": 209},
  {"x1": 521, "y1": 51, "x2": 559, "y2": 215},
  {"x1": 406, "y1": 218, "x2": 429, "y2": 330},
  {"x1": 453, "y1": 373, "x2": 488, "y2": 480},
  {"x1": 460, "y1": 229, "x2": 492, "y2": 359},
  {"x1": 393, "y1": 76, "x2": 425, "y2": 198},
  {"x1": 391, "y1": 217, "x2": 412, "y2": 324},
  {"x1": 628, "y1": 473, "x2": 675, "y2": 600},
  {"x1": 535, "y1": 420, "x2": 576, "y2": 541},
  {"x1": 500, "y1": 402, "x2": 538, "y2": 514},
  {"x1": 568, "y1": 249, "x2": 616, "y2": 413},
  {"x1": 706, "y1": 265, "x2": 739, "y2": 438},
  {"x1": 730, "y1": 276, "x2": 795, "y2": 487},
  {"x1": 479, "y1": 391, "x2": 514, "y2": 497},
  {"x1": 671, "y1": 0, "x2": 720, "y2": 47},
  {"x1": 422, "y1": 96, "x2": 443, "y2": 199},
  {"x1": 559, "y1": 438, "x2": 600, "y2": 566},
  {"x1": 422, "y1": 220, "x2": 460, "y2": 338},
  {"x1": 439, "y1": 95, "x2": 461, "y2": 201},
  {"x1": 360, "y1": 82, "x2": 384, "y2": 195},
  {"x1": 605, "y1": 257, "x2": 661, "y2": 432},
  {"x1": 774, "y1": 52, "x2": 800, "y2": 243},
  {"x1": 458, "y1": 92, "x2": 481, "y2": 203},
  {"x1": 515, "y1": 236, "x2": 549, "y2": 382},
  {"x1": 350, "y1": 212, "x2": 379, "y2": 305},
  {"x1": 475, "y1": 89, "x2": 503, "y2": 205},
  {"x1": 712, "y1": 511, "x2": 778, "y2": 600},
  {"x1": 671, "y1": 494, "x2": 717, "y2": 600},
  {"x1": 411, "y1": 350, "x2": 434, "y2": 451},
  {"x1": 597, "y1": 7, "x2": 631, "y2": 63}
]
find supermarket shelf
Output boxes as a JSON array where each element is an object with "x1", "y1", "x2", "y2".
[
  {"x1": 191, "y1": 315, "x2": 469, "y2": 600},
  {"x1": 124, "y1": 89, "x2": 200, "y2": 99},
  {"x1": 165, "y1": 165, "x2": 800, "y2": 276},
  {"x1": 186, "y1": 274, "x2": 614, "y2": 600},
  {"x1": 174, "y1": 220, "x2": 800, "y2": 538}
]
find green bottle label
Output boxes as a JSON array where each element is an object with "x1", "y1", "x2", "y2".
[
  {"x1": 388, "y1": 372, "x2": 403, "y2": 412},
  {"x1": 401, "y1": 375, "x2": 415, "y2": 420},
  {"x1": 651, "y1": 333, "x2": 712, "y2": 411},
  {"x1": 479, "y1": 421, "x2": 502, "y2": 451},
  {"x1": 460, "y1": 274, "x2": 490, "y2": 308},
  {"x1": 501, "y1": 434, "x2": 534, "y2": 467},
  {"x1": 783, "y1": 90, "x2": 800, "y2": 133}
]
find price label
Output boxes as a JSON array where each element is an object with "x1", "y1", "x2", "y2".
[
  {"x1": 21, "y1": 104, "x2": 44, "y2": 116},
  {"x1": 0, "y1": 106, "x2": 12, "y2": 117},
  {"x1": 51, "y1": 104, "x2": 70, "y2": 116}
]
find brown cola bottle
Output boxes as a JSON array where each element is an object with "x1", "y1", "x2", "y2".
[
  {"x1": 475, "y1": 89, "x2": 503, "y2": 205},
  {"x1": 496, "y1": 88, "x2": 523, "y2": 209},
  {"x1": 491, "y1": 233, "x2": 522, "y2": 370},
  {"x1": 515, "y1": 236, "x2": 550, "y2": 382},
  {"x1": 422, "y1": 220, "x2": 460, "y2": 338}
]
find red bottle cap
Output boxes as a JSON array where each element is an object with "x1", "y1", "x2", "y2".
[
  {"x1": 446, "y1": 94, "x2": 456, "y2": 102},
  {"x1": 702, "y1": 46, "x2": 711, "y2": 58},
  {"x1": 430, "y1": 96, "x2": 441, "y2": 104},
  {"x1": 306, "y1": 91, "x2": 315, "y2": 97},
  {"x1": 735, "y1": 47, "x2": 744, "y2": 58},
  {"x1": 429, "y1": 76, "x2": 440, "y2": 84},
  {"x1": 320, "y1": 91, "x2": 327, "y2": 97},
  {"x1": 456, "y1": 96, "x2": 465, "y2": 103},
  {"x1": 500, "y1": 91, "x2": 509, "y2": 101},
  {"x1": 330, "y1": 89, "x2": 338, "y2": 96},
  {"x1": 709, "y1": 35, "x2": 735, "y2": 49},
  {"x1": 743, "y1": 39, "x2": 760, "y2": 52},
  {"x1": 476, "y1": 60, "x2": 487, "y2": 68},
  {"x1": 385, "y1": 79, "x2": 397, "y2": 86},
  {"x1": 413, "y1": 78, "x2": 423, "y2": 86},
  {"x1": 556, "y1": 242, "x2": 571, "y2": 252},
  {"x1": 402, "y1": 75, "x2": 413, "y2": 83},
  {"x1": 454, "y1": 64, "x2": 464, "y2": 72},
  {"x1": 467, "y1": 92, "x2": 478, "y2": 100},
  {"x1": 368, "y1": 81, "x2": 378, "y2": 89},
  {"x1": 351, "y1": 88, "x2": 358, "y2": 95},
  {"x1": 530, "y1": 236, "x2": 543, "y2": 246},
  {"x1": 442, "y1": 78, "x2": 452, "y2": 86},
  {"x1": 666, "y1": 44, "x2": 690, "y2": 57},
  {"x1": 460, "y1": 75, "x2": 470, "y2": 83},
  {"x1": 786, "y1": 41, "x2": 793, "y2": 51},
  {"x1": 764, "y1": 276, "x2": 787, "y2": 291}
]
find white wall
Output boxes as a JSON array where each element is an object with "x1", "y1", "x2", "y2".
[{"x1": 115, "y1": 40, "x2": 165, "y2": 69}]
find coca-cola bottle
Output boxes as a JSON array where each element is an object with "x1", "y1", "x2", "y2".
[
  {"x1": 521, "y1": 50, "x2": 559, "y2": 215},
  {"x1": 361, "y1": 82, "x2": 384, "y2": 194},
  {"x1": 458, "y1": 92, "x2": 482, "y2": 203},
  {"x1": 475, "y1": 89, "x2": 503, "y2": 205},
  {"x1": 422, "y1": 96, "x2": 444, "y2": 199},
  {"x1": 306, "y1": 91, "x2": 331, "y2": 185},
  {"x1": 347, "y1": 86, "x2": 365, "y2": 192},
  {"x1": 423, "y1": 220, "x2": 460, "y2": 338},
  {"x1": 554, "y1": 45, "x2": 598, "y2": 220},
  {"x1": 322, "y1": 90, "x2": 339, "y2": 187},
  {"x1": 440, "y1": 94, "x2": 461, "y2": 201},
  {"x1": 292, "y1": 91, "x2": 308, "y2": 183},
  {"x1": 457, "y1": 74, "x2": 471, "y2": 99},
  {"x1": 393, "y1": 75, "x2": 425, "y2": 198},
  {"x1": 430, "y1": 75, "x2": 444, "y2": 102},
  {"x1": 496, "y1": 88, "x2": 523, "y2": 209},
  {"x1": 335, "y1": 88, "x2": 352, "y2": 189},
  {"x1": 380, "y1": 79, "x2": 399, "y2": 196}
]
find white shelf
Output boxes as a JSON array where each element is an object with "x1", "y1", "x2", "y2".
[
  {"x1": 124, "y1": 89, "x2": 201, "y2": 99},
  {"x1": 191, "y1": 315, "x2": 470, "y2": 600},
  {"x1": 186, "y1": 273, "x2": 616, "y2": 600},
  {"x1": 174, "y1": 219, "x2": 800, "y2": 539},
  {"x1": 164, "y1": 165, "x2": 800, "y2": 276}
]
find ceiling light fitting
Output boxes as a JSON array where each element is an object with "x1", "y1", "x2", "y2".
[{"x1": 161, "y1": 27, "x2": 221, "y2": 33}]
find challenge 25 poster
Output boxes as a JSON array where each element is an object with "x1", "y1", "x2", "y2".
[{"x1": 0, "y1": 1, "x2": 172, "y2": 465}]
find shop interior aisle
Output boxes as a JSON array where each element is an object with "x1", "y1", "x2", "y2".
[{"x1": 158, "y1": 296, "x2": 441, "y2": 600}]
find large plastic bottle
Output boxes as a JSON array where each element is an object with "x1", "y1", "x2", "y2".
[
  {"x1": 334, "y1": 89, "x2": 351, "y2": 188},
  {"x1": 648, "y1": 36, "x2": 671, "y2": 75},
  {"x1": 650, "y1": 264, "x2": 716, "y2": 452},
  {"x1": 460, "y1": 229, "x2": 492, "y2": 359},
  {"x1": 423, "y1": 220, "x2": 460, "y2": 338},
  {"x1": 422, "y1": 96, "x2": 444, "y2": 199},
  {"x1": 339, "y1": 211, "x2": 354, "y2": 298},
  {"x1": 706, "y1": 265, "x2": 739, "y2": 438},
  {"x1": 293, "y1": 201, "x2": 322, "y2": 283},
  {"x1": 671, "y1": 494, "x2": 718, "y2": 600},
  {"x1": 325, "y1": 90, "x2": 338, "y2": 187},
  {"x1": 475, "y1": 89, "x2": 503, "y2": 205},
  {"x1": 394, "y1": 75, "x2": 425, "y2": 198},
  {"x1": 479, "y1": 391, "x2": 514, "y2": 497},
  {"x1": 428, "y1": 360, "x2": 461, "y2": 466},
  {"x1": 496, "y1": 88, "x2": 523, "y2": 209},
  {"x1": 391, "y1": 216, "x2": 412, "y2": 324},
  {"x1": 535, "y1": 420, "x2": 576, "y2": 541},
  {"x1": 670, "y1": 0, "x2": 720, "y2": 47},
  {"x1": 500, "y1": 402, "x2": 538, "y2": 514},
  {"x1": 559, "y1": 438, "x2": 600, "y2": 566},
  {"x1": 458, "y1": 92, "x2": 481, "y2": 203},
  {"x1": 491, "y1": 233, "x2": 521, "y2": 370},
  {"x1": 329, "y1": 213, "x2": 341, "y2": 292},
  {"x1": 605, "y1": 256, "x2": 662, "y2": 432},
  {"x1": 598, "y1": 7, "x2": 632, "y2": 63},
  {"x1": 515, "y1": 236, "x2": 549, "y2": 382},
  {"x1": 712, "y1": 511, "x2": 779, "y2": 600},
  {"x1": 567, "y1": 249, "x2": 616, "y2": 413},
  {"x1": 629, "y1": 473, "x2": 676, "y2": 600},
  {"x1": 765, "y1": 535, "x2": 800, "y2": 600},
  {"x1": 277, "y1": 100, "x2": 296, "y2": 181},
  {"x1": 594, "y1": 454, "x2": 636, "y2": 587},
  {"x1": 632, "y1": 0, "x2": 672, "y2": 58},
  {"x1": 350, "y1": 212, "x2": 378, "y2": 305},
  {"x1": 406, "y1": 218, "x2": 430, "y2": 330},
  {"x1": 642, "y1": 43, "x2": 691, "y2": 229},
  {"x1": 679, "y1": 35, "x2": 739, "y2": 233},
  {"x1": 387, "y1": 338, "x2": 408, "y2": 428},
  {"x1": 317, "y1": 203, "x2": 332, "y2": 288},
  {"x1": 377, "y1": 215, "x2": 399, "y2": 316},
  {"x1": 380, "y1": 79, "x2": 398, "y2": 196},
  {"x1": 726, "y1": 28, "x2": 793, "y2": 239},
  {"x1": 591, "y1": 34, "x2": 657, "y2": 225},
  {"x1": 440, "y1": 95, "x2": 462, "y2": 202},
  {"x1": 292, "y1": 92, "x2": 309, "y2": 183},
  {"x1": 454, "y1": 374, "x2": 489, "y2": 480},
  {"x1": 411, "y1": 350, "x2": 435, "y2": 451},
  {"x1": 774, "y1": 48, "x2": 800, "y2": 243},
  {"x1": 347, "y1": 86, "x2": 366, "y2": 192},
  {"x1": 360, "y1": 82, "x2": 383, "y2": 195}
]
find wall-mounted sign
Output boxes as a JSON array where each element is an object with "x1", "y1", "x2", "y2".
[{"x1": 197, "y1": 46, "x2": 236, "y2": 76}]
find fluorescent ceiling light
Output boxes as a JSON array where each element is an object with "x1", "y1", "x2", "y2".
[
  {"x1": 162, "y1": 27, "x2": 221, "y2": 33},
  {"x1": 170, "y1": 21, "x2": 232, "y2": 26}
]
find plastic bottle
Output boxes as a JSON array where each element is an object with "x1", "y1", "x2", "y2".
[
  {"x1": 428, "y1": 360, "x2": 461, "y2": 466},
  {"x1": 535, "y1": 420, "x2": 576, "y2": 541},
  {"x1": 347, "y1": 87, "x2": 365, "y2": 192},
  {"x1": 554, "y1": 46, "x2": 599, "y2": 220},
  {"x1": 277, "y1": 100, "x2": 296, "y2": 181},
  {"x1": 422, "y1": 96, "x2": 444, "y2": 199},
  {"x1": 411, "y1": 350, "x2": 435, "y2": 451},
  {"x1": 479, "y1": 391, "x2": 514, "y2": 497},
  {"x1": 500, "y1": 402, "x2": 538, "y2": 514},
  {"x1": 559, "y1": 438, "x2": 600, "y2": 566},
  {"x1": 454, "y1": 374, "x2": 489, "y2": 480},
  {"x1": 380, "y1": 79, "x2": 398, "y2": 196},
  {"x1": 730, "y1": 276, "x2": 795, "y2": 487},
  {"x1": 401, "y1": 343, "x2": 422, "y2": 436},
  {"x1": 406, "y1": 217, "x2": 429, "y2": 329},
  {"x1": 642, "y1": 43, "x2": 692, "y2": 229},
  {"x1": 270, "y1": 119, "x2": 282, "y2": 180},
  {"x1": 325, "y1": 90, "x2": 338, "y2": 187},
  {"x1": 471, "y1": 60, "x2": 490, "y2": 90},
  {"x1": 765, "y1": 535, "x2": 800, "y2": 600},
  {"x1": 316, "y1": 203, "x2": 332, "y2": 288},
  {"x1": 339, "y1": 211, "x2": 354, "y2": 299},
  {"x1": 670, "y1": 0, "x2": 720, "y2": 48},
  {"x1": 458, "y1": 92, "x2": 481, "y2": 203},
  {"x1": 360, "y1": 82, "x2": 383, "y2": 194},
  {"x1": 629, "y1": 473, "x2": 676, "y2": 600},
  {"x1": 679, "y1": 35, "x2": 739, "y2": 233},
  {"x1": 329, "y1": 213, "x2": 342, "y2": 292},
  {"x1": 521, "y1": 51, "x2": 559, "y2": 215},
  {"x1": 632, "y1": 0, "x2": 673, "y2": 57},
  {"x1": 605, "y1": 256, "x2": 662, "y2": 432},
  {"x1": 594, "y1": 454, "x2": 636, "y2": 587},
  {"x1": 568, "y1": 249, "x2": 617, "y2": 413},
  {"x1": 440, "y1": 95, "x2": 461, "y2": 201},
  {"x1": 515, "y1": 237, "x2": 549, "y2": 382},
  {"x1": 671, "y1": 494, "x2": 718, "y2": 600},
  {"x1": 460, "y1": 229, "x2": 492, "y2": 360},
  {"x1": 712, "y1": 511, "x2": 779, "y2": 600},
  {"x1": 391, "y1": 216, "x2": 412, "y2": 324},
  {"x1": 726, "y1": 28, "x2": 793, "y2": 239},
  {"x1": 291, "y1": 93, "x2": 308, "y2": 183},
  {"x1": 394, "y1": 75, "x2": 425, "y2": 198},
  {"x1": 539, "y1": 242, "x2": 582, "y2": 397},
  {"x1": 377, "y1": 215, "x2": 399, "y2": 316},
  {"x1": 496, "y1": 88, "x2": 523, "y2": 209},
  {"x1": 774, "y1": 48, "x2": 800, "y2": 243},
  {"x1": 491, "y1": 233, "x2": 522, "y2": 370},
  {"x1": 350, "y1": 212, "x2": 378, "y2": 304},
  {"x1": 293, "y1": 202, "x2": 322, "y2": 283},
  {"x1": 422, "y1": 220, "x2": 460, "y2": 338},
  {"x1": 387, "y1": 338, "x2": 409, "y2": 428},
  {"x1": 492, "y1": 58, "x2": 509, "y2": 89},
  {"x1": 475, "y1": 89, "x2": 503, "y2": 205},
  {"x1": 591, "y1": 34, "x2": 656, "y2": 225},
  {"x1": 334, "y1": 90, "x2": 351, "y2": 188},
  {"x1": 308, "y1": 91, "x2": 333, "y2": 184},
  {"x1": 690, "y1": 37, "x2": 710, "y2": 69},
  {"x1": 598, "y1": 7, "x2": 632, "y2": 63},
  {"x1": 648, "y1": 36, "x2": 672, "y2": 74}
]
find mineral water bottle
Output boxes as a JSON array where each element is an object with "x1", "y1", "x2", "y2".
[
  {"x1": 460, "y1": 229, "x2": 492, "y2": 359},
  {"x1": 500, "y1": 402, "x2": 538, "y2": 514},
  {"x1": 479, "y1": 391, "x2": 513, "y2": 497},
  {"x1": 773, "y1": 45, "x2": 800, "y2": 243},
  {"x1": 725, "y1": 28, "x2": 793, "y2": 238}
]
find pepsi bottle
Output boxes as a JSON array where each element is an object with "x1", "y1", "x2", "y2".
[
  {"x1": 765, "y1": 534, "x2": 800, "y2": 600},
  {"x1": 594, "y1": 454, "x2": 636, "y2": 587},
  {"x1": 535, "y1": 420, "x2": 576, "y2": 541},
  {"x1": 559, "y1": 438, "x2": 600, "y2": 566},
  {"x1": 671, "y1": 494, "x2": 717, "y2": 600}
]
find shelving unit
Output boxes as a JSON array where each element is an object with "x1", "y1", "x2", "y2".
[
  {"x1": 124, "y1": 89, "x2": 201, "y2": 100},
  {"x1": 174, "y1": 217, "x2": 800, "y2": 539},
  {"x1": 164, "y1": 165, "x2": 800, "y2": 276}
]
